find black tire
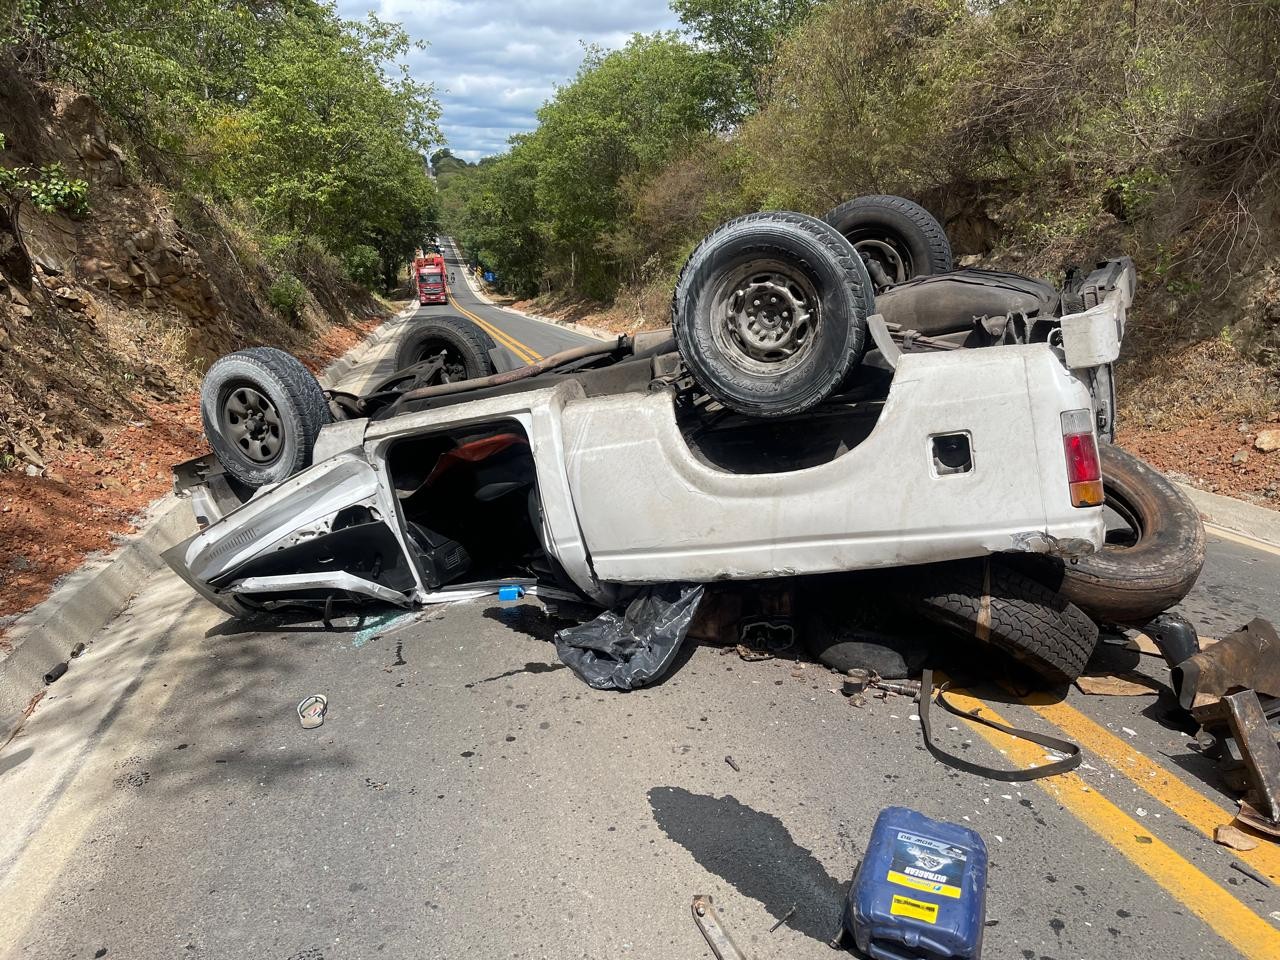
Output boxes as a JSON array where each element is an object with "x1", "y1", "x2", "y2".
[
  {"x1": 393, "y1": 315, "x2": 496, "y2": 382},
  {"x1": 891, "y1": 559, "x2": 1099, "y2": 684},
  {"x1": 822, "y1": 195, "x2": 952, "y2": 288},
  {"x1": 1020, "y1": 444, "x2": 1206, "y2": 623},
  {"x1": 671, "y1": 212, "x2": 872, "y2": 418},
  {"x1": 200, "y1": 347, "x2": 330, "y2": 488}
]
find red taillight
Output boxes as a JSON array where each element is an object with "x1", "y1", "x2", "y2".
[{"x1": 1062, "y1": 409, "x2": 1103, "y2": 507}]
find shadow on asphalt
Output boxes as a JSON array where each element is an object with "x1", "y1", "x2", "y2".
[
  {"x1": 648, "y1": 786, "x2": 848, "y2": 943},
  {"x1": 0, "y1": 745, "x2": 33, "y2": 779}
]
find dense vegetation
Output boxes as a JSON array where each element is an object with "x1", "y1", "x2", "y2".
[
  {"x1": 1, "y1": 0, "x2": 441, "y2": 293},
  {"x1": 443, "y1": 0, "x2": 1280, "y2": 418}
]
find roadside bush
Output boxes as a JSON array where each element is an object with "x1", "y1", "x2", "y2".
[
  {"x1": 0, "y1": 134, "x2": 89, "y2": 219},
  {"x1": 267, "y1": 273, "x2": 306, "y2": 322},
  {"x1": 2, "y1": 0, "x2": 441, "y2": 294},
  {"x1": 342, "y1": 244, "x2": 382, "y2": 289}
]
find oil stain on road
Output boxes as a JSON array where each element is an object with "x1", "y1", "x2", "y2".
[{"x1": 647, "y1": 786, "x2": 847, "y2": 942}]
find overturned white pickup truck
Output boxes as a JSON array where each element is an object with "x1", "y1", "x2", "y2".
[{"x1": 164, "y1": 209, "x2": 1203, "y2": 683}]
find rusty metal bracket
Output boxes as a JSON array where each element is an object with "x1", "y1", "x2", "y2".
[
  {"x1": 692, "y1": 895, "x2": 748, "y2": 960},
  {"x1": 1194, "y1": 689, "x2": 1280, "y2": 835}
]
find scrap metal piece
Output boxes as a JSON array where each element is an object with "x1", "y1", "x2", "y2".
[
  {"x1": 1230, "y1": 861, "x2": 1271, "y2": 887},
  {"x1": 768, "y1": 904, "x2": 797, "y2": 933},
  {"x1": 1194, "y1": 689, "x2": 1280, "y2": 835},
  {"x1": 1174, "y1": 618, "x2": 1280, "y2": 711},
  {"x1": 692, "y1": 895, "x2": 748, "y2": 960}
]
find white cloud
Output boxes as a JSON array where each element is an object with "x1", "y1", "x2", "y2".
[{"x1": 336, "y1": 0, "x2": 679, "y2": 161}]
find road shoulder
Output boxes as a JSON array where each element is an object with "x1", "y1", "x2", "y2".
[{"x1": 0, "y1": 305, "x2": 416, "y2": 741}]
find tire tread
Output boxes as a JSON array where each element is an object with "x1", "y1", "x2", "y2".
[
  {"x1": 894, "y1": 560, "x2": 1098, "y2": 683},
  {"x1": 671, "y1": 211, "x2": 871, "y2": 418}
]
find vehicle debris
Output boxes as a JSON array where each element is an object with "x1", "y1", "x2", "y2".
[
  {"x1": 1193, "y1": 687, "x2": 1280, "y2": 836},
  {"x1": 297, "y1": 694, "x2": 328, "y2": 730},
  {"x1": 42, "y1": 661, "x2": 67, "y2": 685},
  {"x1": 768, "y1": 904, "x2": 797, "y2": 933},
  {"x1": 1174, "y1": 618, "x2": 1280, "y2": 710},
  {"x1": 1214, "y1": 823, "x2": 1259, "y2": 852},
  {"x1": 919, "y1": 670, "x2": 1081, "y2": 781},
  {"x1": 724, "y1": 755, "x2": 740, "y2": 772},
  {"x1": 874, "y1": 679, "x2": 922, "y2": 702},
  {"x1": 1229, "y1": 861, "x2": 1271, "y2": 887},
  {"x1": 840, "y1": 807, "x2": 988, "y2": 959},
  {"x1": 1074, "y1": 673, "x2": 1160, "y2": 697},
  {"x1": 553, "y1": 585, "x2": 703, "y2": 691},
  {"x1": 691, "y1": 895, "x2": 747, "y2": 960}
]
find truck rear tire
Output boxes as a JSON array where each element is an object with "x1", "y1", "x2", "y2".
[
  {"x1": 1019, "y1": 444, "x2": 1205, "y2": 623},
  {"x1": 821, "y1": 195, "x2": 952, "y2": 289},
  {"x1": 672, "y1": 212, "x2": 872, "y2": 418},
  {"x1": 891, "y1": 559, "x2": 1098, "y2": 684}
]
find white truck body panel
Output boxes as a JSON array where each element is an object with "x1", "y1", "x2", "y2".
[
  {"x1": 564, "y1": 344, "x2": 1100, "y2": 582},
  {"x1": 167, "y1": 343, "x2": 1103, "y2": 610}
]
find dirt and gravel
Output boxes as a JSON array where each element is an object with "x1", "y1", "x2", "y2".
[{"x1": 1120, "y1": 416, "x2": 1280, "y2": 507}]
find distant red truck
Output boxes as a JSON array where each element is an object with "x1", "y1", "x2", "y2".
[{"x1": 414, "y1": 254, "x2": 447, "y2": 305}]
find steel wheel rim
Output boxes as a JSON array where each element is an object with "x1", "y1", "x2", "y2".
[
  {"x1": 708, "y1": 258, "x2": 820, "y2": 376},
  {"x1": 222, "y1": 385, "x2": 284, "y2": 464},
  {"x1": 851, "y1": 236, "x2": 911, "y2": 285}
]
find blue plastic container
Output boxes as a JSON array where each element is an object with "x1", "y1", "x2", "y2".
[{"x1": 843, "y1": 807, "x2": 988, "y2": 960}]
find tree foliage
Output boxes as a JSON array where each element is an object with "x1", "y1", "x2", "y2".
[
  {"x1": 2, "y1": 0, "x2": 441, "y2": 291},
  {"x1": 672, "y1": 0, "x2": 820, "y2": 115},
  {"x1": 450, "y1": 0, "x2": 1280, "y2": 364},
  {"x1": 443, "y1": 32, "x2": 735, "y2": 298}
]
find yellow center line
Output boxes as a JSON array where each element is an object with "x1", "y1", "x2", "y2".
[
  {"x1": 940, "y1": 682, "x2": 1280, "y2": 960},
  {"x1": 1022, "y1": 692, "x2": 1280, "y2": 884},
  {"x1": 447, "y1": 295, "x2": 541, "y2": 364}
]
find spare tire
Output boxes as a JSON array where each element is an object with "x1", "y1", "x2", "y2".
[
  {"x1": 822, "y1": 195, "x2": 952, "y2": 289},
  {"x1": 890, "y1": 559, "x2": 1098, "y2": 684},
  {"x1": 394, "y1": 315, "x2": 497, "y2": 382},
  {"x1": 1021, "y1": 444, "x2": 1205, "y2": 624},
  {"x1": 672, "y1": 212, "x2": 872, "y2": 418},
  {"x1": 200, "y1": 347, "x2": 331, "y2": 488}
]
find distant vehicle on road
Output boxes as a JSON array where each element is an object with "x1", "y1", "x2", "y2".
[{"x1": 414, "y1": 254, "x2": 447, "y2": 305}]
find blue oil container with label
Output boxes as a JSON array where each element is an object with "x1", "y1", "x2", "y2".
[{"x1": 842, "y1": 807, "x2": 988, "y2": 960}]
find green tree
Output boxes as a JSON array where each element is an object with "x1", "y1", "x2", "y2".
[
  {"x1": 530, "y1": 32, "x2": 736, "y2": 295},
  {"x1": 3, "y1": 0, "x2": 442, "y2": 291},
  {"x1": 673, "y1": 0, "x2": 820, "y2": 115}
]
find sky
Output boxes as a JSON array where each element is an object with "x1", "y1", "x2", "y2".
[{"x1": 335, "y1": 0, "x2": 681, "y2": 162}]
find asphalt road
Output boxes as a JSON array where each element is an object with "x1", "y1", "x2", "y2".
[
  {"x1": 414, "y1": 240, "x2": 597, "y2": 366},
  {"x1": 3, "y1": 314, "x2": 1280, "y2": 960}
]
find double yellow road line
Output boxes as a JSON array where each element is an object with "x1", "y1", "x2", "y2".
[
  {"x1": 947, "y1": 679, "x2": 1280, "y2": 958},
  {"x1": 447, "y1": 295, "x2": 542, "y2": 365}
]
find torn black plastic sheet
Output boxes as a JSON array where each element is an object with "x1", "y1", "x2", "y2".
[{"x1": 554, "y1": 584, "x2": 705, "y2": 690}]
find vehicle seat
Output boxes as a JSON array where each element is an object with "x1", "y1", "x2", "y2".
[{"x1": 874, "y1": 269, "x2": 1059, "y2": 336}]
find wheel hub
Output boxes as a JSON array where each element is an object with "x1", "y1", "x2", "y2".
[
  {"x1": 853, "y1": 238, "x2": 908, "y2": 284},
  {"x1": 724, "y1": 273, "x2": 813, "y2": 365},
  {"x1": 223, "y1": 386, "x2": 283, "y2": 464}
]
